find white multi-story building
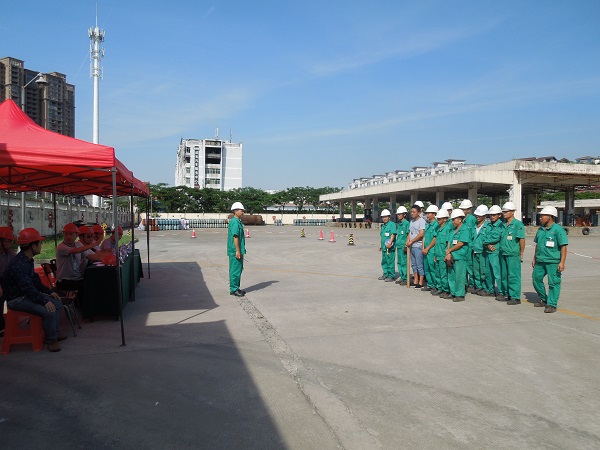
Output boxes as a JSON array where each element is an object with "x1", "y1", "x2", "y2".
[{"x1": 175, "y1": 137, "x2": 242, "y2": 190}]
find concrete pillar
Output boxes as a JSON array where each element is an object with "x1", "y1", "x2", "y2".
[
  {"x1": 492, "y1": 195, "x2": 501, "y2": 206},
  {"x1": 339, "y1": 202, "x2": 345, "y2": 220},
  {"x1": 526, "y1": 194, "x2": 535, "y2": 226},
  {"x1": 565, "y1": 188, "x2": 575, "y2": 226},
  {"x1": 509, "y1": 171, "x2": 522, "y2": 221},
  {"x1": 390, "y1": 196, "x2": 396, "y2": 215},
  {"x1": 351, "y1": 200, "x2": 357, "y2": 222},
  {"x1": 436, "y1": 191, "x2": 445, "y2": 207},
  {"x1": 410, "y1": 193, "x2": 417, "y2": 206},
  {"x1": 373, "y1": 198, "x2": 379, "y2": 220},
  {"x1": 467, "y1": 187, "x2": 478, "y2": 206}
]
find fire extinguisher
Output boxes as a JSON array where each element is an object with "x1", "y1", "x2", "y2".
[{"x1": 48, "y1": 211, "x2": 54, "y2": 229}]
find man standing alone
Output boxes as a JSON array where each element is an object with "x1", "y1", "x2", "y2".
[{"x1": 228, "y1": 202, "x2": 246, "y2": 297}]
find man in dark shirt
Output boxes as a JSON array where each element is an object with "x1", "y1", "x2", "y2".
[{"x1": 4, "y1": 228, "x2": 65, "y2": 352}]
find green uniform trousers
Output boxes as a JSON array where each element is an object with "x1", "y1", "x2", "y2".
[
  {"x1": 424, "y1": 252, "x2": 437, "y2": 289},
  {"x1": 466, "y1": 252, "x2": 474, "y2": 287},
  {"x1": 229, "y1": 255, "x2": 244, "y2": 293},
  {"x1": 448, "y1": 259, "x2": 467, "y2": 297},
  {"x1": 434, "y1": 259, "x2": 450, "y2": 293},
  {"x1": 532, "y1": 262, "x2": 562, "y2": 307},
  {"x1": 381, "y1": 250, "x2": 396, "y2": 278},
  {"x1": 472, "y1": 253, "x2": 486, "y2": 290},
  {"x1": 484, "y1": 252, "x2": 501, "y2": 294},
  {"x1": 500, "y1": 254, "x2": 521, "y2": 300},
  {"x1": 397, "y1": 248, "x2": 408, "y2": 281}
]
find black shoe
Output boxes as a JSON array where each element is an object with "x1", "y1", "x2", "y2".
[
  {"x1": 230, "y1": 290, "x2": 244, "y2": 297},
  {"x1": 421, "y1": 286, "x2": 432, "y2": 291},
  {"x1": 534, "y1": 301, "x2": 546, "y2": 307},
  {"x1": 507, "y1": 299, "x2": 521, "y2": 305},
  {"x1": 378, "y1": 275, "x2": 386, "y2": 280},
  {"x1": 496, "y1": 295, "x2": 509, "y2": 302},
  {"x1": 439, "y1": 292, "x2": 452, "y2": 299},
  {"x1": 544, "y1": 305, "x2": 557, "y2": 313},
  {"x1": 384, "y1": 277, "x2": 395, "y2": 282},
  {"x1": 239, "y1": 290, "x2": 246, "y2": 295},
  {"x1": 413, "y1": 284, "x2": 422, "y2": 289},
  {"x1": 480, "y1": 291, "x2": 496, "y2": 297},
  {"x1": 430, "y1": 289, "x2": 440, "y2": 295},
  {"x1": 453, "y1": 296, "x2": 465, "y2": 302}
]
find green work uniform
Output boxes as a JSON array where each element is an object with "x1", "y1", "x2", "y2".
[
  {"x1": 471, "y1": 221, "x2": 489, "y2": 291},
  {"x1": 448, "y1": 223, "x2": 470, "y2": 297},
  {"x1": 396, "y1": 219, "x2": 410, "y2": 281},
  {"x1": 227, "y1": 216, "x2": 246, "y2": 293},
  {"x1": 463, "y1": 214, "x2": 477, "y2": 288},
  {"x1": 499, "y1": 218, "x2": 525, "y2": 300},
  {"x1": 380, "y1": 220, "x2": 397, "y2": 279},
  {"x1": 533, "y1": 222, "x2": 568, "y2": 307},
  {"x1": 483, "y1": 219, "x2": 505, "y2": 295},
  {"x1": 423, "y1": 220, "x2": 439, "y2": 289},
  {"x1": 433, "y1": 221, "x2": 451, "y2": 294}
]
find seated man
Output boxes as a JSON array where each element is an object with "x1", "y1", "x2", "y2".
[
  {"x1": 100, "y1": 226, "x2": 123, "y2": 252},
  {"x1": 77, "y1": 226, "x2": 110, "y2": 270},
  {"x1": 55, "y1": 223, "x2": 102, "y2": 293},
  {"x1": 3, "y1": 228, "x2": 66, "y2": 352},
  {"x1": 0, "y1": 226, "x2": 17, "y2": 334}
]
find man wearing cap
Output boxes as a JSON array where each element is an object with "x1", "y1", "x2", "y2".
[
  {"x1": 56, "y1": 223, "x2": 102, "y2": 294},
  {"x1": 394, "y1": 206, "x2": 409, "y2": 285},
  {"x1": 100, "y1": 226, "x2": 123, "y2": 252},
  {"x1": 471, "y1": 206, "x2": 489, "y2": 295},
  {"x1": 482, "y1": 205, "x2": 505, "y2": 298},
  {"x1": 499, "y1": 202, "x2": 526, "y2": 305},
  {"x1": 532, "y1": 206, "x2": 568, "y2": 313},
  {"x1": 378, "y1": 209, "x2": 396, "y2": 282},
  {"x1": 91, "y1": 224, "x2": 105, "y2": 251},
  {"x1": 433, "y1": 209, "x2": 452, "y2": 298},
  {"x1": 77, "y1": 226, "x2": 110, "y2": 271},
  {"x1": 422, "y1": 205, "x2": 439, "y2": 292},
  {"x1": 3, "y1": 228, "x2": 65, "y2": 352},
  {"x1": 459, "y1": 200, "x2": 477, "y2": 293},
  {"x1": 0, "y1": 227, "x2": 16, "y2": 334},
  {"x1": 445, "y1": 209, "x2": 470, "y2": 301},
  {"x1": 228, "y1": 202, "x2": 247, "y2": 296}
]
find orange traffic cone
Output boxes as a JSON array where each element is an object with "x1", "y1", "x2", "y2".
[
  {"x1": 329, "y1": 231, "x2": 336, "y2": 243},
  {"x1": 245, "y1": 228, "x2": 250, "y2": 238},
  {"x1": 318, "y1": 230, "x2": 324, "y2": 240},
  {"x1": 191, "y1": 229, "x2": 196, "y2": 238}
]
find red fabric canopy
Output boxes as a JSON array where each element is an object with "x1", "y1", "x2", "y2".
[{"x1": 0, "y1": 99, "x2": 148, "y2": 197}]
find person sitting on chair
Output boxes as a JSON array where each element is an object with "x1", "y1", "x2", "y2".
[
  {"x1": 77, "y1": 226, "x2": 111, "y2": 270},
  {"x1": 0, "y1": 226, "x2": 17, "y2": 335},
  {"x1": 100, "y1": 226, "x2": 123, "y2": 252}
]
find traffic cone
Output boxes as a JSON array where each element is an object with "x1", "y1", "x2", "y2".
[
  {"x1": 245, "y1": 228, "x2": 250, "y2": 238},
  {"x1": 348, "y1": 233, "x2": 355, "y2": 246},
  {"x1": 318, "y1": 230, "x2": 324, "y2": 240},
  {"x1": 191, "y1": 229, "x2": 196, "y2": 238},
  {"x1": 300, "y1": 228, "x2": 306, "y2": 238},
  {"x1": 329, "y1": 231, "x2": 336, "y2": 243}
]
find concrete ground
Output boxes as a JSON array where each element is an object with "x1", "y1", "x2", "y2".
[{"x1": 1, "y1": 226, "x2": 599, "y2": 449}]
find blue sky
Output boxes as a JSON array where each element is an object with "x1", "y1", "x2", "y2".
[{"x1": 3, "y1": 1, "x2": 600, "y2": 189}]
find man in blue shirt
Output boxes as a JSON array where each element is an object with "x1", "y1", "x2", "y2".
[{"x1": 4, "y1": 228, "x2": 65, "y2": 352}]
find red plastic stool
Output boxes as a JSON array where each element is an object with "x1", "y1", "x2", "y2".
[{"x1": 1, "y1": 310, "x2": 45, "y2": 354}]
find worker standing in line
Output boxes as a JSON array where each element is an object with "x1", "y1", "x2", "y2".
[
  {"x1": 421, "y1": 205, "x2": 439, "y2": 292},
  {"x1": 498, "y1": 202, "x2": 526, "y2": 305},
  {"x1": 482, "y1": 205, "x2": 505, "y2": 298},
  {"x1": 228, "y1": 202, "x2": 247, "y2": 297},
  {"x1": 532, "y1": 206, "x2": 568, "y2": 313},
  {"x1": 407, "y1": 204, "x2": 426, "y2": 288},
  {"x1": 471, "y1": 205, "x2": 489, "y2": 296},
  {"x1": 394, "y1": 206, "x2": 410, "y2": 285},
  {"x1": 459, "y1": 199, "x2": 477, "y2": 293},
  {"x1": 433, "y1": 209, "x2": 451, "y2": 299},
  {"x1": 378, "y1": 209, "x2": 396, "y2": 282},
  {"x1": 445, "y1": 209, "x2": 470, "y2": 302}
]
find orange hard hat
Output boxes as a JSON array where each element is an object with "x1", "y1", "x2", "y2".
[
  {"x1": 78, "y1": 225, "x2": 92, "y2": 235},
  {"x1": 0, "y1": 226, "x2": 15, "y2": 241},
  {"x1": 92, "y1": 224, "x2": 104, "y2": 234},
  {"x1": 17, "y1": 228, "x2": 46, "y2": 245},
  {"x1": 63, "y1": 223, "x2": 78, "y2": 233}
]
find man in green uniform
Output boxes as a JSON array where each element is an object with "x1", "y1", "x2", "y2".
[
  {"x1": 445, "y1": 209, "x2": 470, "y2": 302},
  {"x1": 394, "y1": 206, "x2": 410, "y2": 285},
  {"x1": 433, "y1": 209, "x2": 451, "y2": 298},
  {"x1": 482, "y1": 205, "x2": 504, "y2": 298},
  {"x1": 499, "y1": 201, "x2": 526, "y2": 305},
  {"x1": 459, "y1": 199, "x2": 477, "y2": 293},
  {"x1": 228, "y1": 202, "x2": 246, "y2": 297},
  {"x1": 421, "y1": 205, "x2": 439, "y2": 292},
  {"x1": 378, "y1": 209, "x2": 396, "y2": 282},
  {"x1": 532, "y1": 206, "x2": 568, "y2": 313},
  {"x1": 471, "y1": 205, "x2": 489, "y2": 295}
]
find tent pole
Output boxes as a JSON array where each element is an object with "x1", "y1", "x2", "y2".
[
  {"x1": 130, "y1": 186, "x2": 135, "y2": 302},
  {"x1": 113, "y1": 168, "x2": 126, "y2": 347},
  {"x1": 53, "y1": 193, "x2": 58, "y2": 248},
  {"x1": 146, "y1": 196, "x2": 150, "y2": 279}
]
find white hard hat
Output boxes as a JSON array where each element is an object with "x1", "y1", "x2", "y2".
[
  {"x1": 459, "y1": 199, "x2": 473, "y2": 209},
  {"x1": 231, "y1": 202, "x2": 245, "y2": 211},
  {"x1": 502, "y1": 201, "x2": 516, "y2": 211},
  {"x1": 381, "y1": 209, "x2": 391, "y2": 217},
  {"x1": 441, "y1": 202, "x2": 453, "y2": 211},
  {"x1": 450, "y1": 209, "x2": 465, "y2": 219},
  {"x1": 396, "y1": 206, "x2": 408, "y2": 214},
  {"x1": 474, "y1": 205, "x2": 489, "y2": 216},
  {"x1": 539, "y1": 206, "x2": 558, "y2": 217},
  {"x1": 425, "y1": 205, "x2": 439, "y2": 213},
  {"x1": 414, "y1": 201, "x2": 424, "y2": 208},
  {"x1": 436, "y1": 209, "x2": 450, "y2": 219},
  {"x1": 488, "y1": 205, "x2": 502, "y2": 215}
]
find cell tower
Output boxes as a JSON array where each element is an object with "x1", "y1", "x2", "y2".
[{"x1": 89, "y1": 13, "x2": 105, "y2": 145}]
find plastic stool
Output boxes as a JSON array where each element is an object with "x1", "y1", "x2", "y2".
[{"x1": 1, "y1": 310, "x2": 45, "y2": 354}]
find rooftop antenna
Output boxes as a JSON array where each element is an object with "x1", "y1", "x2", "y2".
[
  {"x1": 230, "y1": 128, "x2": 232, "y2": 143},
  {"x1": 89, "y1": 2, "x2": 105, "y2": 145},
  {"x1": 215, "y1": 127, "x2": 219, "y2": 139}
]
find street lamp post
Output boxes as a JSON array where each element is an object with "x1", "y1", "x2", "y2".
[{"x1": 20, "y1": 72, "x2": 48, "y2": 231}]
